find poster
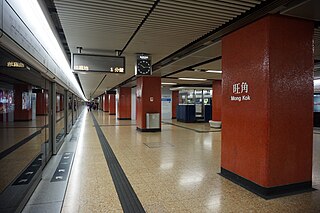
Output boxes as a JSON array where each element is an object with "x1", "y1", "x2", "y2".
[
  {"x1": 0, "y1": 88, "x2": 14, "y2": 114},
  {"x1": 22, "y1": 92, "x2": 31, "y2": 110}
]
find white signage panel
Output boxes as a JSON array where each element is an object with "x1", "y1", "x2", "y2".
[
  {"x1": 3, "y1": 1, "x2": 47, "y2": 66},
  {"x1": 161, "y1": 88, "x2": 172, "y2": 120}
]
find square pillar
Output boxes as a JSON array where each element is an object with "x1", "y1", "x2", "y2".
[
  {"x1": 36, "y1": 90, "x2": 48, "y2": 115},
  {"x1": 108, "y1": 93, "x2": 116, "y2": 115},
  {"x1": 172, "y1": 91, "x2": 179, "y2": 119},
  {"x1": 103, "y1": 93, "x2": 109, "y2": 112},
  {"x1": 136, "y1": 76, "x2": 161, "y2": 132},
  {"x1": 221, "y1": 15, "x2": 314, "y2": 198},
  {"x1": 212, "y1": 80, "x2": 222, "y2": 128},
  {"x1": 117, "y1": 87, "x2": 131, "y2": 120}
]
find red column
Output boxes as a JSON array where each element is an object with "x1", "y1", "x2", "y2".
[
  {"x1": 103, "y1": 93, "x2": 109, "y2": 112},
  {"x1": 36, "y1": 91, "x2": 48, "y2": 115},
  {"x1": 221, "y1": 15, "x2": 313, "y2": 198},
  {"x1": 172, "y1": 91, "x2": 179, "y2": 119},
  {"x1": 108, "y1": 94, "x2": 116, "y2": 115},
  {"x1": 136, "y1": 76, "x2": 161, "y2": 131},
  {"x1": 117, "y1": 87, "x2": 131, "y2": 120},
  {"x1": 14, "y1": 84, "x2": 32, "y2": 121},
  {"x1": 212, "y1": 80, "x2": 222, "y2": 122}
]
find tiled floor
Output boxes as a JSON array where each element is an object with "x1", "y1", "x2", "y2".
[{"x1": 62, "y1": 110, "x2": 320, "y2": 212}]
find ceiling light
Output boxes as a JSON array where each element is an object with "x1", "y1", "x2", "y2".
[
  {"x1": 178, "y1": 78, "x2": 207, "y2": 81},
  {"x1": 161, "y1": 82, "x2": 177, "y2": 85},
  {"x1": 10, "y1": 0, "x2": 85, "y2": 100},
  {"x1": 206, "y1": 70, "x2": 222, "y2": 73}
]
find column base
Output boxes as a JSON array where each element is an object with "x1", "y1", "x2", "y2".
[
  {"x1": 219, "y1": 168, "x2": 314, "y2": 200},
  {"x1": 117, "y1": 118, "x2": 131, "y2": 120},
  {"x1": 136, "y1": 127, "x2": 161, "y2": 132}
]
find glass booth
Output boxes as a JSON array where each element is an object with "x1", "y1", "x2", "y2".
[{"x1": 176, "y1": 88, "x2": 212, "y2": 122}]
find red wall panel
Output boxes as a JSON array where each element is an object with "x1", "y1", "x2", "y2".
[
  {"x1": 109, "y1": 94, "x2": 116, "y2": 115},
  {"x1": 212, "y1": 80, "x2": 222, "y2": 121},
  {"x1": 136, "y1": 76, "x2": 161, "y2": 130},
  {"x1": 171, "y1": 91, "x2": 179, "y2": 119},
  {"x1": 267, "y1": 16, "x2": 314, "y2": 186},
  {"x1": 117, "y1": 87, "x2": 131, "y2": 119},
  {"x1": 36, "y1": 92, "x2": 48, "y2": 115},
  {"x1": 103, "y1": 94, "x2": 109, "y2": 112},
  {"x1": 221, "y1": 15, "x2": 313, "y2": 187}
]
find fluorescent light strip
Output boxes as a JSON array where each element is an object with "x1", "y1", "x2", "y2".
[
  {"x1": 178, "y1": 78, "x2": 207, "y2": 81},
  {"x1": 10, "y1": 0, "x2": 85, "y2": 100},
  {"x1": 161, "y1": 82, "x2": 177, "y2": 85},
  {"x1": 206, "y1": 70, "x2": 222, "y2": 73}
]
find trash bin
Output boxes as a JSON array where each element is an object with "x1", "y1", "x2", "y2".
[{"x1": 146, "y1": 113, "x2": 160, "y2": 129}]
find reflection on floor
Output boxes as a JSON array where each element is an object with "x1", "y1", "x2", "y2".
[
  {"x1": 162, "y1": 119, "x2": 220, "y2": 133},
  {"x1": 62, "y1": 110, "x2": 320, "y2": 212}
]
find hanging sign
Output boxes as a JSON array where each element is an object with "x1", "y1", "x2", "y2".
[{"x1": 73, "y1": 54, "x2": 125, "y2": 73}]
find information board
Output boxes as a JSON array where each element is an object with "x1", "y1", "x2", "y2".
[{"x1": 73, "y1": 54, "x2": 125, "y2": 73}]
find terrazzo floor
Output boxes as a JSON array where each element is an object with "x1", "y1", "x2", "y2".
[{"x1": 61, "y1": 110, "x2": 320, "y2": 212}]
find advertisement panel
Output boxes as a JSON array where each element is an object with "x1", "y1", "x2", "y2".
[
  {"x1": 22, "y1": 92, "x2": 31, "y2": 110},
  {"x1": 0, "y1": 88, "x2": 14, "y2": 113}
]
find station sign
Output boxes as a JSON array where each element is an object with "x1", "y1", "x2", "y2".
[
  {"x1": 230, "y1": 81, "x2": 251, "y2": 102},
  {"x1": 7, "y1": 61, "x2": 25, "y2": 68},
  {"x1": 73, "y1": 53, "x2": 125, "y2": 73}
]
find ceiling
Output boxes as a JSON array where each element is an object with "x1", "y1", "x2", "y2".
[{"x1": 49, "y1": 0, "x2": 320, "y2": 99}]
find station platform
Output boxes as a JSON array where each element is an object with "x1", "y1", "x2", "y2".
[{"x1": 22, "y1": 110, "x2": 320, "y2": 212}]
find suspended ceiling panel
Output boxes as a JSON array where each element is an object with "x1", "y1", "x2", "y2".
[
  {"x1": 54, "y1": 0, "x2": 265, "y2": 98},
  {"x1": 281, "y1": 0, "x2": 320, "y2": 21},
  {"x1": 77, "y1": 73, "x2": 106, "y2": 98},
  {"x1": 162, "y1": 77, "x2": 213, "y2": 85},
  {"x1": 153, "y1": 41, "x2": 222, "y2": 77},
  {"x1": 54, "y1": 0, "x2": 156, "y2": 52},
  {"x1": 169, "y1": 70, "x2": 222, "y2": 80},
  {"x1": 125, "y1": 0, "x2": 265, "y2": 63},
  {"x1": 193, "y1": 59, "x2": 222, "y2": 71}
]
